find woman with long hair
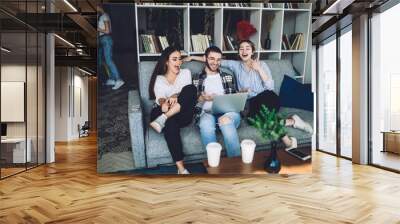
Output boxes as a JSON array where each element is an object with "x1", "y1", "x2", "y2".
[
  {"x1": 185, "y1": 40, "x2": 312, "y2": 150},
  {"x1": 149, "y1": 46, "x2": 197, "y2": 174}
]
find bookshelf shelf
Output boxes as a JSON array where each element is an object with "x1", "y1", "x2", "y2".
[
  {"x1": 136, "y1": 5, "x2": 187, "y2": 9},
  {"x1": 139, "y1": 53, "x2": 162, "y2": 56},
  {"x1": 189, "y1": 6, "x2": 220, "y2": 9},
  {"x1": 189, "y1": 51, "x2": 206, "y2": 55},
  {"x1": 294, "y1": 76, "x2": 304, "y2": 79},
  {"x1": 284, "y1": 9, "x2": 310, "y2": 12},
  {"x1": 135, "y1": 3, "x2": 312, "y2": 83},
  {"x1": 222, "y1": 7, "x2": 260, "y2": 10},
  {"x1": 222, "y1": 51, "x2": 238, "y2": 54},
  {"x1": 259, "y1": 50, "x2": 281, "y2": 53},
  {"x1": 281, "y1": 50, "x2": 306, "y2": 53},
  {"x1": 262, "y1": 8, "x2": 284, "y2": 11}
]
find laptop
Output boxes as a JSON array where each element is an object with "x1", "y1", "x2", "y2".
[{"x1": 211, "y1": 92, "x2": 248, "y2": 114}]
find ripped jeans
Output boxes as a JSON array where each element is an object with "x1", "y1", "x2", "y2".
[{"x1": 198, "y1": 112, "x2": 241, "y2": 157}]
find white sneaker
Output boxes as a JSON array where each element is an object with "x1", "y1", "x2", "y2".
[
  {"x1": 112, "y1": 80, "x2": 125, "y2": 90},
  {"x1": 177, "y1": 169, "x2": 190, "y2": 175},
  {"x1": 285, "y1": 137, "x2": 297, "y2": 151},
  {"x1": 105, "y1": 79, "x2": 115, "y2": 86},
  {"x1": 149, "y1": 114, "x2": 167, "y2": 133},
  {"x1": 292, "y1": 114, "x2": 313, "y2": 134}
]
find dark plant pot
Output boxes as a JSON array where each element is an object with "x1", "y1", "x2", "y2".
[{"x1": 264, "y1": 141, "x2": 281, "y2": 173}]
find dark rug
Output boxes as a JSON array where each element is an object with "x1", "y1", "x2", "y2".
[{"x1": 120, "y1": 162, "x2": 207, "y2": 175}]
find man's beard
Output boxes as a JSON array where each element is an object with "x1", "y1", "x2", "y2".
[{"x1": 206, "y1": 61, "x2": 218, "y2": 73}]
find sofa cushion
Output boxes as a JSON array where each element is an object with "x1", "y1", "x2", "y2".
[
  {"x1": 138, "y1": 61, "x2": 157, "y2": 115},
  {"x1": 279, "y1": 75, "x2": 314, "y2": 111},
  {"x1": 265, "y1": 60, "x2": 298, "y2": 94}
]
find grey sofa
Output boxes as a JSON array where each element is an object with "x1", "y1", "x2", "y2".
[{"x1": 128, "y1": 60, "x2": 313, "y2": 169}]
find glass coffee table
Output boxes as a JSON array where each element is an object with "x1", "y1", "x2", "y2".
[{"x1": 203, "y1": 146, "x2": 312, "y2": 174}]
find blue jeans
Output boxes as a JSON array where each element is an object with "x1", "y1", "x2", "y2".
[
  {"x1": 198, "y1": 112, "x2": 241, "y2": 157},
  {"x1": 98, "y1": 35, "x2": 121, "y2": 81}
]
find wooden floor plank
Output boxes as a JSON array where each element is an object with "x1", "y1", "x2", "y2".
[{"x1": 0, "y1": 135, "x2": 400, "y2": 223}]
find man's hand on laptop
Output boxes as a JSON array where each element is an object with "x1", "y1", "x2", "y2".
[{"x1": 201, "y1": 92, "x2": 215, "y2": 101}]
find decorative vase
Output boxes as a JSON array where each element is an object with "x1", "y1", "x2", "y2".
[
  {"x1": 264, "y1": 141, "x2": 281, "y2": 173},
  {"x1": 264, "y1": 32, "x2": 271, "y2": 50}
]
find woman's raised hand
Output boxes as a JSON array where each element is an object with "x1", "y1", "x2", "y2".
[{"x1": 250, "y1": 59, "x2": 262, "y2": 72}]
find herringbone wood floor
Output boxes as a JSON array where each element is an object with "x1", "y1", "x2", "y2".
[{"x1": 1, "y1": 135, "x2": 400, "y2": 224}]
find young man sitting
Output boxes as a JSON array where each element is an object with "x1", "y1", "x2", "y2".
[{"x1": 194, "y1": 46, "x2": 241, "y2": 157}]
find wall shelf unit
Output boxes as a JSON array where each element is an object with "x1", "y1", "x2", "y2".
[{"x1": 135, "y1": 3, "x2": 312, "y2": 83}]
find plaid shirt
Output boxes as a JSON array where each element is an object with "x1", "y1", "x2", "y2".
[
  {"x1": 193, "y1": 69, "x2": 238, "y2": 122},
  {"x1": 194, "y1": 70, "x2": 237, "y2": 96}
]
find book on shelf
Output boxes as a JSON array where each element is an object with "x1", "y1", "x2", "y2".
[
  {"x1": 158, "y1": 36, "x2": 169, "y2": 50},
  {"x1": 282, "y1": 34, "x2": 290, "y2": 50},
  {"x1": 264, "y1": 3, "x2": 273, "y2": 8},
  {"x1": 138, "y1": 35, "x2": 143, "y2": 53},
  {"x1": 191, "y1": 34, "x2": 212, "y2": 52},
  {"x1": 138, "y1": 3, "x2": 183, "y2": 6},
  {"x1": 284, "y1": 3, "x2": 300, "y2": 9},
  {"x1": 224, "y1": 35, "x2": 237, "y2": 51},
  {"x1": 190, "y1": 3, "x2": 224, "y2": 7},
  {"x1": 284, "y1": 3, "x2": 292, "y2": 9},
  {"x1": 225, "y1": 3, "x2": 250, "y2": 7},
  {"x1": 140, "y1": 34, "x2": 169, "y2": 54},
  {"x1": 282, "y1": 33, "x2": 304, "y2": 50}
]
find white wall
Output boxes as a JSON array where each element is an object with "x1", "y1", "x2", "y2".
[
  {"x1": 55, "y1": 67, "x2": 89, "y2": 141},
  {"x1": 1, "y1": 63, "x2": 46, "y2": 164}
]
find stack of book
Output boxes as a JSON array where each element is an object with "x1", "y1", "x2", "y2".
[
  {"x1": 192, "y1": 3, "x2": 252, "y2": 7},
  {"x1": 190, "y1": 3, "x2": 222, "y2": 6},
  {"x1": 282, "y1": 33, "x2": 304, "y2": 50},
  {"x1": 191, "y1": 34, "x2": 212, "y2": 52},
  {"x1": 225, "y1": 3, "x2": 251, "y2": 7},
  {"x1": 140, "y1": 34, "x2": 169, "y2": 54},
  {"x1": 223, "y1": 35, "x2": 238, "y2": 51},
  {"x1": 137, "y1": 3, "x2": 183, "y2": 6}
]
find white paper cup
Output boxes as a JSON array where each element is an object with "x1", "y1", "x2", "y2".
[
  {"x1": 241, "y1": 139, "x2": 256, "y2": 164},
  {"x1": 206, "y1": 142, "x2": 222, "y2": 167}
]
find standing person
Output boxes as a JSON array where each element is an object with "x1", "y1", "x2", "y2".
[
  {"x1": 97, "y1": 5, "x2": 125, "y2": 90},
  {"x1": 185, "y1": 40, "x2": 313, "y2": 150},
  {"x1": 149, "y1": 46, "x2": 198, "y2": 175},
  {"x1": 196, "y1": 46, "x2": 241, "y2": 157}
]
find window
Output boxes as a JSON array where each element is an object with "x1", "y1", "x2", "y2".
[
  {"x1": 317, "y1": 36, "x2": 337, "y2": 154},
  {"x1": 370, "y1": 2, "x2": 400, "y2": 171},
  {"x1": 339, "y1": 28, "x2": 352, "y2": 158}
]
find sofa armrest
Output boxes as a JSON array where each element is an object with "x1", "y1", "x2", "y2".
[{"x1": 128, "y1": 90, "x2": 146, "y2": 169}]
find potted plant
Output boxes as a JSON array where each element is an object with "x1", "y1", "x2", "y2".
[{"x1": 248, "y1": 105, "x2": 287, "y2": 173}]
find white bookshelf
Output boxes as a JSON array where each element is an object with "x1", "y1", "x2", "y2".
[{"x1": 135, "y1": 3, "x2": 312, "y2": 83}]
